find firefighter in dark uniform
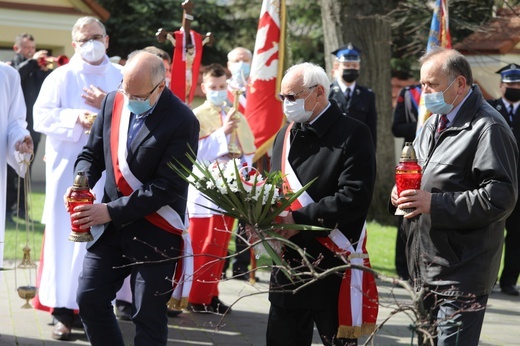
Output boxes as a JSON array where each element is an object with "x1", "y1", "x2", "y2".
[
  {"x1": 488, "y1": 63, "x2": 520, "y2": 296},
  {"x1": 329, "y1": 43, "x2": 377, "y2": 148}
]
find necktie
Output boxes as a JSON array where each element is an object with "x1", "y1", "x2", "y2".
[
  {"x1": 509, "y1": 104, "x2": 515, "y2": 123},
  {"x1": 435, "y1": 114, "x2": 448, "y2": 143},
  {"x1": 127, "y1": 113, "x2": 147, "y2": 151},
  {"x1": 437, "y1": 114, "x2": 448, "y2": 133},
  {"x1": 345, "y1": 88, "x2": 351, "y2": 103}
]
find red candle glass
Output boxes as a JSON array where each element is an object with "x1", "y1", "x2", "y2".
[
  {"x1": 67, "y1": 171, "x2": 94, "y2": 242},
  {"x1": 395, "y1": 142, "x2": 422, "y2": 215}
]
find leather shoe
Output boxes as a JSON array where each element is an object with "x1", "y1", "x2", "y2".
[
  {"x1": 211, "y1": 296, "x2": 231, "y2": 314},
  {"x1": 114, "y1": 300, "x2": 132, "y2": 320},
  {"x1": 52, "y1": 322, "x2": 72, "y2": 341},
  {"x1": 167, "y1": 307, "x2": 183, "y2": 317},
  {"x1": 501, "y1": 284, "x2": 519, "y2": 296}
]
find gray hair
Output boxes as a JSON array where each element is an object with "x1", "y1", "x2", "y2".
[
  {"x1": 126, "y1": 50, "x2": 166, "y2": 86},
  {"x1": 71, "y1": 16, "x2": 106, "y2": 40},
  {"x1": 14, "y1": 33, "x2": 34, "y2": 46},
  {"x1": 227, "y1": 47, "x2": 252, "y2": 61},
  {"x1": 419, "y1": 47, "x2": 473, "y2": 85},
  {"x1": 284, "y1": 62, "x2": 330, "y2": 95}
]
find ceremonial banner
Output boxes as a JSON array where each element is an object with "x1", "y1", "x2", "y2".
[
  {"x1": 416, "y1": 0, "x2": 452, "y2": 134},
  {"x1": 170, "y1": 30, "x2": 203, "y2": 105},
  {"x1": 245, "y1": 0, "x2": 286, "y2": 162}
]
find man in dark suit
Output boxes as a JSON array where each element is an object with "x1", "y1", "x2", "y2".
[
  {"x1": 328, "y1": 43, "x2": 377, "y2": 149},
  {"x1": 267, "y1": 62, "x2": 377, "y2": 346},
  {"x1": 6, "y1": 33, "x2": 50, "y2": 222},
  {"x1": 488, "y1": 63, "x2": 520, "y2": 296},
  {"x1": 71, "y1": 51, "x2": 199, "y2": 345}
]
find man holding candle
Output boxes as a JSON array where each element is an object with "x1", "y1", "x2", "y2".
[{"x1": 390, "y1": 48, "x2": 518, "y2": 345}]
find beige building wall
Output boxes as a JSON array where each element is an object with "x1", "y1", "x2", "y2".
[{"x1": 0, "y1": 0, "x2": 107, "y2": 183}]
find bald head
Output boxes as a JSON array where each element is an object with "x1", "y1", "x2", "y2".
[
  {"x1": 121, "y1": 51, "x2": 166, "y2": 106},
  {"x1": 124, "y1": 51, "x2": 165, "y2": 88}
]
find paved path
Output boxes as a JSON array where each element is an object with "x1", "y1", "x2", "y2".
[{"x1": 1, "y1": 262, "x2": 519, "y2": 345}]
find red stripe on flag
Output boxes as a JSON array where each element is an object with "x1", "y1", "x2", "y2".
[{"x1": 245, "y1": 0, "x2": 286, "y2": 162}]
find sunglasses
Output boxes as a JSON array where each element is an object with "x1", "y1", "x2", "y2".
[{"x1": 279, "y1": 84, "x2": 318, "y2": 102}]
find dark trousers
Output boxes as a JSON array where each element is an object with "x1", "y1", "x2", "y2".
[
  {"x1": 223, "y1": 220, "x2": 251, "y2": 277},
  {"x1": 6, "y1": 166, "x2": 26, "y2": 215},
  {"x1": 418, "y1": 291, "x2": 488, "y2": 346},
  {"x1": 395, "y1": 216, "x2": 410, "y2": 280},
  {"x1": 233, "y1": 220, "x2": 251, "y2": 274},
  {"x1": 266, "y1": 303, "x2": 357, "y2": 346},
  {"x1": 500, "y1": 204, "x2": 520, "y2": 287},
  {"x1": 77, "y1": 225, "x2": 181, "y2": 346}
]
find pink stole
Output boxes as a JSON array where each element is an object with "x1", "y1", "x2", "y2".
[
  {"x1": 281, "y1": 123, "x2": 379, "y2": 338},
  {"x1": 111, "y1": 93, "x2": 193, "y2": 308}
]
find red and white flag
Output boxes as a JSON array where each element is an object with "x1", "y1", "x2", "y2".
[
  {"x1": 416, "y1": 0, "x2": 452, "y2": 134},
  {"x1": 245, "y1": 0, "x2": 286, "y2": 162}
]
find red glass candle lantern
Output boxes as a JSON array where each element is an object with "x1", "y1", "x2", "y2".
[
  {"x1": 67, "y1": 171, "x2": 94, "y2": 242},
  {"x1": 395, "y1": 142, "x2": 422, "y2": 215}
]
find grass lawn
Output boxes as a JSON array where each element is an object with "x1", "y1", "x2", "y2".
[
  {"x1": 4, "y1": 190, "x2": 400, "y2": 277},
  {"x1": 4, "y1": 190, "x2": 45, "y2": 262},
  {"x1": 5, "y1": 190, "x2": 506, "y2": 281}
]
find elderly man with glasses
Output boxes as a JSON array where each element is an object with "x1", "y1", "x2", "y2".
[
  {"x1": 264, "y1": 62, "x2": 378, "y2": 346},
  {"x1": 73, "y1": 50, "x2": 198, "y2": 346},
  {"x1": 33, "y1": 16, "x2": 130, "y2": 340}
]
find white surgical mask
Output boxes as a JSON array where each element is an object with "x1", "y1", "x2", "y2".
[
  {"x1": 207, "y1": 89, "x2": 228, "y2": 106},
  {"x1": 79, "y1": 40, "x2": 106, "y2": 64},
  {"x1": 231, "y1": 61, "x2": 251, "y2": 79},
  {"x1": 424, "y1": 78, "x2": 458, "y2": 115},
  {"x1": 283, "y1": 89, "x2": 317, "y2": 123}
]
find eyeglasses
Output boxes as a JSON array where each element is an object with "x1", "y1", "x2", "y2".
[
  {"x1": 74, "y1": 34, "x2": 106, "y2": 46},
  {"x1": 118, "y1": 80, "x2": 163, "y2": 102},
  {"x1": 279, "y1": 84, "x2": 318, "y2": 102}
]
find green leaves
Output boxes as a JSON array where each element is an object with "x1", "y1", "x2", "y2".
[{"x1": 169, "y1": 153, "x2": 329, "y2": 278}]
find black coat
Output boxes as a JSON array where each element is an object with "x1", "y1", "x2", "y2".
[
  {"x1": 407, "y1": 86, "x2": 518, "y2": 295},
  {"x1": 75, "y1": 88, "x2": 200, "y2": 248},
  {"x1": 269, "y1": 101, "x2": 376, "y2": 309},
  {"x1": 11, "y1": 53, "x2": 51, "y2": 146},
  {"x1": 392, "y1": 84, "x2": 421, "y2": 143},
  {"x1": 329, "y1": 81, "x2": 377, "y2": 148}
]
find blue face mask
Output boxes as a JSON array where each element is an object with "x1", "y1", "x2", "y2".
[
  {"x1": 207, "y1": 89, "x2": 228, "y2": 106},
  {"x1": 231, "y1": 61, "x2": 251, "y2": 79},
  {"x1": 127, "y1": 99, "x2": 153, "y2": 115},
  {"x1": 424, "y1": 78, "x2": 458, "y2": 114}
]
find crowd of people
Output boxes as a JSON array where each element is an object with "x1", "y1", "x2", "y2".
[{"x1": 1, "y1": 13, "x2": 519, "y2": 346}]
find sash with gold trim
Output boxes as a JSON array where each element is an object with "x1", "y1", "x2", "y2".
[
  {"x1": 281, "y1": 123, "x2": 379, "y2": 339},
  {"x1": 170, "y1": 30, "x2": 203, "y2": 105},
  {"x1": 111, "y1": 92, "x2": 193, "y2": 308}
]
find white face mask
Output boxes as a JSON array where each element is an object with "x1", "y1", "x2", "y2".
[
  {"x1": 283, "y1": 89, "x2": 317, "y2": 123},
  {"x1": 78, "y1": 40, "x2": 106, "y2": 64},
  {"x1": 207, "y1": 89, "x2": 228, "y2": 106},
  {"x1": 231, "y1": 61, "x2": 251, "y2": 79}
]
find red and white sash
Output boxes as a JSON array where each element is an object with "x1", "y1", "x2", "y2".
[
  {"x1": 111, "y1": 92, "x2": 193, "y2": 308},
  {"x1": 281, "y1": 123, "x2": 378, "y2": 339}
]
